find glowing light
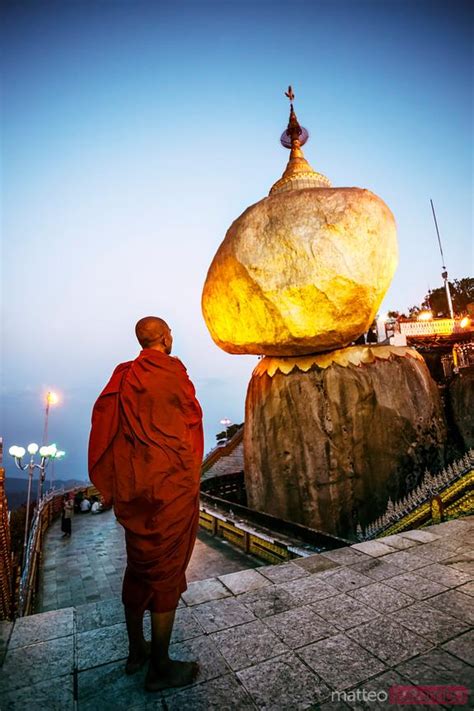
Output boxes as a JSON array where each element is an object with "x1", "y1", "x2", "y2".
[
  {"x1": 417, "y1": 311, "x2": 433, "y2": 321},
  {"x1": 460, "y1": 317, "x2": 470, "y2": 328},
  {"x1": 220, "y1": 418, "x2": 232, "y2": 427},
  {"x1": 39, "y1": 445, "x2": 51, "y2": 457},
  {"x1": 27, "y1": 443, "x2": 39, "y2": 455},
  {"x1": 46, "y1": 391, "x2": 59, "y2": 405},
  {"x1": 9, "y1": 445, "x2": 26, "y2": 458},
  {"x1": 55, "y1": 450, "x2": 66, "y2": 459},
  {"x1": 202, "y1": 187, "x2": 398, "y2": 355},
  {"x1": 49, "y1": 445, "x2": 62, "y2": 458}
]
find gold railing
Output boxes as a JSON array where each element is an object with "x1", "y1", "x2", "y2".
[
  {"x1": 360, "y1": 450, "x2": 474, "y2": 541},
  {"x1": 380, "y1": 469, "x2": 473, "y2": 537},
  {"x1": 400, "y1": 318, "x2": 473, "y2": 336},
  {"x1": 199, "y1": 503, "x2": 312, "y2": 564}
]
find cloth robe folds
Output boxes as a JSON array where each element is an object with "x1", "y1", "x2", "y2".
[{"x1": 88, "y1": 349, "x2": 203, "y2": 613}]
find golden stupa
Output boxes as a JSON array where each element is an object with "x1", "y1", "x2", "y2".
[{"x1": 202, "y1": 89, "x2": 398, "y2": 355}]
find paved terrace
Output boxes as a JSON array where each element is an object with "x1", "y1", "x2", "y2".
[
  {"x1": 0, "y1": 517, "x2": 473, "y2": 709},
  {"x1": 36, "y1": 509, "x2": 262, "y2": 612}
]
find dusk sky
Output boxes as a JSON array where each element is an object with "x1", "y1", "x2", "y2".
[{"x1": 2, "y1": 0, "x2": 472, "y2": 483}]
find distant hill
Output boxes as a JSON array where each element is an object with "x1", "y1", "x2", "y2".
[{"x1": 5, "y1": 477, "x2": 89, "y2": 511}]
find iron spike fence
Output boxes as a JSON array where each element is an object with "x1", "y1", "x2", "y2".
[{"x1": 358, "y1": 449, "x2": 474, "y2": 541}]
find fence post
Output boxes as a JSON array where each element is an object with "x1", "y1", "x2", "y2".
[{"x1": 430, "y1": 495, "x2": 444, "y2": 524}]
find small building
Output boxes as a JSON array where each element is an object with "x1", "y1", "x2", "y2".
[{"x1": 201, "y1": 426, "x2": 244, "y2": 484}]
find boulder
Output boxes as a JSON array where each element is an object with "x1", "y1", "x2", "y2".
[
  {"x1": 202, "y1": 187, "x2": 397, "y2": 355},
  {"x1": 244, "y1": 346, "x2": 447, "y2": 537}
]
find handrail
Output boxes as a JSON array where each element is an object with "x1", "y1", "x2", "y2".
[
  {"x1": 359, "y1": 449, "x2": 474, "y2": 540},
  {"x1": 0, "y1": 439, "x2": 14, "y2": 620},
  {"x1": 18, "y1": 490, "x2": 62, "y2": 616},
  {"x1": 200, "y1": 489, "x2": 351, "y2": 550},
  {"x1": 17, "y1": 484, "x2": 96, "y2": 617}
]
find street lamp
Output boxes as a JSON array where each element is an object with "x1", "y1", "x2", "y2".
[
  {"x1": 49, "y1": 445, "x2": 66, "y2": 490},
  {"x1": 8, "y1": 443, "x2": 60, "y2": 563},
  {"x1": 42, "y1": 391, "x2": 59, "y2": 446},
  {"x1": 430, "y1": 200, "x2": 455, "y2": 320}
]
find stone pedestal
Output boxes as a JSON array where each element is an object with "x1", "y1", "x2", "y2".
[{"x1": 244, "y1": 346, "x2": 447, "y2": 537}]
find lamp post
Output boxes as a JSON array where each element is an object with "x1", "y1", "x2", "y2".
[
  {"x1": 8, "y1": 443, "x2": 60, "y2": 564},
  {"x1": 49, "y1": 446, "x2": 66, "y2": 491},
  {"x1": 42, "y1": 391, "x2": 59, "y2": 446},
  {"x1": 430, "y1": 199, "x2": 455, "y2": 320}
]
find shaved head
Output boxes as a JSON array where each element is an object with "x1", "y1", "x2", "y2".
[{"x1": 135, "y1": 316, "x2": 173, "y2": 353}]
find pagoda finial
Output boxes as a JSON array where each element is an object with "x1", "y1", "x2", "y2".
[
  {"x1": 270, "y1": 86, "x2": 331, "y2": 195},
  {"x1": 281, "y1": 86, "x2": 308, "y2": 154}
]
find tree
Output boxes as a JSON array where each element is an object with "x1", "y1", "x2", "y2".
[
  {"x1": 408, "y1": 305, "x2": 422, "y2": 318},
  {"x1": 387, "y1": 310, "x2": 408, "y2": 319},
  {"x1": 409, "y1": 278, "x2": 474, "y2": 318},
  {"x1": 215, "y1": 423, "x2": 243, "y2": 444}
]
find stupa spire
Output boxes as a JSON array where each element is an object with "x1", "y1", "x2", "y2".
[{"x1": 270, "y1": 86, "x2": 331, "y2": 195}]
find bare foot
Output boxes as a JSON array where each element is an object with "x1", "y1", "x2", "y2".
[
  {"x1": 125, "y1": 641, "x2": 151, "y2": 675},
  {"x1": 145, "y1": 659, "x2": 199, "y2": 691}
]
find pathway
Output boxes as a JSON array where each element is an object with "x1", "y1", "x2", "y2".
[
  {"x1": 1, "y1": 517, "x2": 472, "y2": 709},
  {"x1": 38, "y1": 508, "x2": 262, "y2": 612}
]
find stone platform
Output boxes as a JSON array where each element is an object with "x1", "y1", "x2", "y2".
[
  {"x1": 0, "y1": 517, "x2": 472, "y2": 709},
  {"x1": 37, "y1": 508, "x2": 263, "y2": 612}
]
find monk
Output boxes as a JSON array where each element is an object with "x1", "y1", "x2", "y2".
[{"x1": 88, "y1": 317, "x2": 203, "y2": 691}]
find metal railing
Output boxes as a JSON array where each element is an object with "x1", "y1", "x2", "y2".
[
  {"x1": 0, "y1": 438, "x2": 14, "y2": 620},
  {"x1": 17, "y1": 485, "x2": 97, "y2": 617},
  {"x1": 17, "y1": 490, "x2": 64, "y2": 616},
  {"x1": 358, "y1": 449, "x2": 474, "y2": 540},
  {"x1": 400, "y1": 319, "x2": 472, "y2": 337},
  {"x1": 201, "y1": 470, "x2": 247, "y2": 505},
  {"x1": 200, "y1": 477, "x2": 351, "y2": 554}
]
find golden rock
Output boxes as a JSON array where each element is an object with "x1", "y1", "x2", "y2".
[
  {"x1": 202, "y1": 186, "x2": 397, "y2": 355},
  {"x1": 202, "y1": 99, "x2": 398, "y2": 356}
]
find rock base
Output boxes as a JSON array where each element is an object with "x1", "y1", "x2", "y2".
[
  {"x1": 449, "y1": 368, "x2": 474, "y2": 449},
  {"x1": 244, "y1": 346, "x2": 447, "y2": 537}
]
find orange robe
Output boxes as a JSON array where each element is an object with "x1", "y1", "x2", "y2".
[{"x1": 88, "y1": 349, "x2": 203, "y2": 613}]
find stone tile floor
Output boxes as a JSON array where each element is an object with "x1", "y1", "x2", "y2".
[
  {"x1": 37, "y1": 509, "x2": 263, "y2": 612},
  {"x1": 0, "y1": 516, "x2": 472, "y2": 709}
]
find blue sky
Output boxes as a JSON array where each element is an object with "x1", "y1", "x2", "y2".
[{"x1": 1, "y1": 0, "x2": 472, "y2": 482}]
